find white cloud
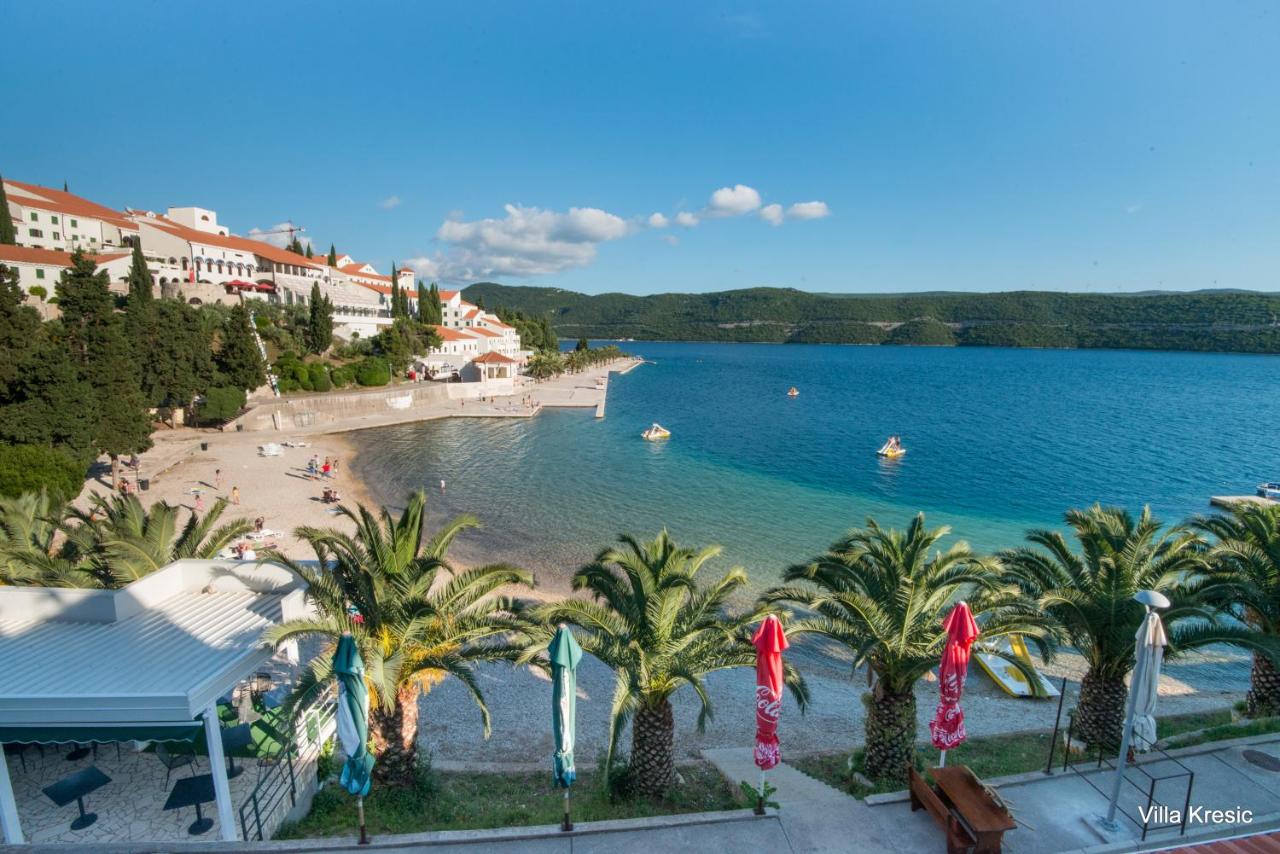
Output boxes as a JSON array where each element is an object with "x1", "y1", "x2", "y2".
[
  {"x1": 378, "y1": 195, "x2": 402, "y2": 210},
  {"x1": 662, "y1": 234, "x2": 679, "y2": 246},
  {"x1": 648, "y1": 212, "x2": 669, "y2": 228},
  {"x1": 760, "y1": 204, "x2": 784, "y2": 226},
  {"x1": 675, "y1": 211, "x2": 700, "y2": 228},
  {"x1": 708, "y1": 184, "x2": 762, "y2": 217},
  {"x1": 429, "y1": 203, "x2": 631, "y2": 281},
  {"x1": 786, "y1": 201, "x2": 830, "y2": 220},
  {"x1": 403, "y1": 255, "x2": 440, "y2": 278}
]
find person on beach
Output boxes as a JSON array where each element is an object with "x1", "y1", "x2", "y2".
[
  {"x1": 307, "y1": 456, "x2": 317, "y2": 479},
  {"x1": 215, "y1": 469, "x2": 223, "y2": 489},
  {"x1": 194, "y1": 491, "x2": 204, "y2": 512},
  {"x1": 231, "y1": 486, "x2": 240, "y2": 505},
  {"x1": 322, "y1": 458, "x2": 331, "y2": 479},
  {"x1": 254, "y1": 516, "x2": 264, "y2": 533},
  {"x1": 332, "y1": 458, "x2": 340, "y2": 477}
]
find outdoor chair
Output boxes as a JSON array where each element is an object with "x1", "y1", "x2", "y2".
[
  {"x1": 4, "y1": 742, "x2": 43, "y2": 772},
  {"x1": 155, "y1": 743, "x2": 198, "y2": 788}
]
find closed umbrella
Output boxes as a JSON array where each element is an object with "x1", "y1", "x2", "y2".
[
  {"x1": 333, "y1": 634, "x2": 375, "y2": 845},
  {"x1": 1129, "y1": 609, "x2": 1168, "y2": 751},
  {"x1": 753, "y1": 615, "x2": 789, "y2": 813},
  {"x1": 549, "y1": 625, "x2": 582, "y2": 832},
  {"x1": 1103, "y1": 590, "x2": 1170, "y2": 829},
  {"x1": 929, "y1": 601, "x2": 979, "y2": 767}
]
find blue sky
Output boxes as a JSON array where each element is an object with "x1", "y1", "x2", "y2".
[{"x1": 7, "y1": 2, "x2": 1278, "y2": 294}]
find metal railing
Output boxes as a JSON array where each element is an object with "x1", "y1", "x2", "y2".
[
  {"x1": 1046, "y1": 692, "x2": 1195, "y2": 841},
  {"x1": 237, "y1": 688, "x2": 337, "y2": 841}
]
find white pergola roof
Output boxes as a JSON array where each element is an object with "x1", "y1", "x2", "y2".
[{"x1": 0, "y1": 560, "x2": 308, "y2": 729}]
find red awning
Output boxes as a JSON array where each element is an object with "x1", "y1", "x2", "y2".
[{"x1": 224, "y1": 280, "x2": 255, "y2": 289}]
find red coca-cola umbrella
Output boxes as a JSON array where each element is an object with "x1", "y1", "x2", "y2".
[
  {"x1": 752, "y1": 614, "x2": 788, "y2": 810},
  {"x1": 929, "y1": 601, "x2": 979, "y2": 767}
]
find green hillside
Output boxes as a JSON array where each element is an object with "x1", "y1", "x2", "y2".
[{"x1": 460, "y1": 283, "x2": 1280, "y2": 353}]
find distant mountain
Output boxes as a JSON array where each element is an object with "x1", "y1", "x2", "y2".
[{"x1": 461, "y1": 283, "x2": 1280, "y2": 353}]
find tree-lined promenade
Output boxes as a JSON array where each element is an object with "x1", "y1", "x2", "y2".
[{"x1": 8, "y1": 485, "x2": 1272, "y2": 795}]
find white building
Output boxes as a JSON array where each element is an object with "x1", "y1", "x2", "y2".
[
  {"x1": 0, "y1": 245, "x2": 131, "y2": 316},
  {"x1": 3, "y1": 180, "x2": 138, "y2": 253}
]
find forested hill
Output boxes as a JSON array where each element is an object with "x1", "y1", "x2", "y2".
[{"x1": 462, "y1": 283, "x2": 1280, "y2": 353}]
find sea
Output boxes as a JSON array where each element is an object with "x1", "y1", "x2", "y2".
[{"x1": 348, "y1": 342, "x2": 1280, "y2": 595}]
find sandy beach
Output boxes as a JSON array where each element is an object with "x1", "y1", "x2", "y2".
[{"x1": 76, "y1": 360, "x2": 639, "y2": 559}]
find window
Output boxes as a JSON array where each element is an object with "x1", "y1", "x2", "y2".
[
  {"x1": 28, "y1": 228, "x2": 42, "y2": 238},
  {"x1": 29, "y1": 213, "x2": 37, "y2": 222},
  {"x1": 70, "y1": 218, "x2": 77, "y2": 228},
  {"x1": 50, "y1": 215, "x2": 59, "y2": 224},
  {"x1": 52, "y1": 232, "x2": 60, "y2": 241},
  {"x1": 36, "y1": 269, "x2": 45, "y2": 280}
]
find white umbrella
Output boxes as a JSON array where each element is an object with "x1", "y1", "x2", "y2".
[{"x1": 1129, "y1": 610, "x2": 1168, "y2": 751}]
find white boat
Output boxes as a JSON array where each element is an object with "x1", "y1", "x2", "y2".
[
  {"x1": 258, "y1": 443, "x2": 282, "y2": 457},
  {"x1": 642, "y1": 423, "x2": 671, "y2": 441},
  {"x1": 1258, "y1": 482, "x2": 1280, "y2": 500}
]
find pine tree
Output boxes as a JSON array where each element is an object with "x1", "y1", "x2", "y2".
[
  {"x1": 305, "y1": 243, "x2": 313, "y2": 259},
  {"x1": 217, "y1": 304, "x2": 267, "y2": 393},
  {"x1": 0, "y1": 177, "x2": 16, "y2": 245},
  {"x1": 390, "y1": 276, "x2": 402, "y2": 319},
  {"x1": 56, "y1": 252, "x2": 153, "y2": 483},
  {"x1": 327, "y1": 244, "x2": 337, "y2": 266}
]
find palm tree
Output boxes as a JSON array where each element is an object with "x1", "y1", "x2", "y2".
[
  {"x1": 262, "y1": 491, "x2": 533, "y2": 787},
  {"x1": 526, "y1": 531, "x2": 809, "y2": 797},
  {"x1": 1000, "y1": 505, "x2": 1266, "y2": 750},
  {"x1": 1195, "y1": 502, "x2": 1280, "y2": 717},
  {"x1": 763, "y1": 513, "x2": 1050, "y2": 784},
  {"x1": 0, "y1": 489, "x2": 65, "y2": 585},
  {"x1": 0, "y1": 491, "x2": 248, "y2": 588},
  {"x1": 62, "y1": 493, "x2": 251, "y2": 588}
]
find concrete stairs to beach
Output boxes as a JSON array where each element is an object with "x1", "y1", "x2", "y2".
[{"x1": 701, "y1": 747, "x2": 853, "y2": 807}]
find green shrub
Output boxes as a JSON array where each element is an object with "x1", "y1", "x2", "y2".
[
  {"x1": 0, "y1": 445, "x2": 85, "y2": 505},
  {"x1": 308, "y1": 363, "x2": 332, "y2": 392},
  {"x1": 887, "y1": 317, "x2": 957, "y2": 346},
  {"x1": 254, "y1": 313, "x2": 271, "y2": 330},
  {"x1": 355, "y1": 357, "x2": 390, "y2": 387},
  {"x1": 198, "y1": 386, "x2": 247, "y2": 424},
  {"x1": 330, "y1": 366, "x2": 355, "y2": 388}
]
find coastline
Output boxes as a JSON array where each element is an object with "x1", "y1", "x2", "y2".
[{"x1": 78, "y1": 358, "x2": 641, "y2": 560}]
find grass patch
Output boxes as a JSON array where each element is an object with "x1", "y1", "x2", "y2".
[
  {"x1": 791, "y1": 706, "x2": 1244, "y2": 799},
  {"x1": 276, "y1": 761, "x2": 740, "y2": 838},
  {"x1": 1162, "y1": 716, "x2": 1280, "y2": 750}
]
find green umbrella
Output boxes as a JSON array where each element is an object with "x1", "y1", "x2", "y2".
[
  {"x1": 333, "y1": 634, "x2": 375, "y2": 844},
  {"x1": 549, "y1": 625, "x2": 582, "y2": 831}
]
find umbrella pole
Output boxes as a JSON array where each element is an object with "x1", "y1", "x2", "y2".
[
  {"x1": 755, "y1": 769, "x2": 766, "y2": 815},
  {"x1": 939, "y1": 750, "x2": 947, "y2": 768},
  {"x1": 357, "y1": 796, "x2": 369, "y2": 845},
  {"x1": 562, "y1": 787, "x2": 573, "y2": 832}
]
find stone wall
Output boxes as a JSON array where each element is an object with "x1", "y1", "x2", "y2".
[{"x1": 232, "y1": 382, "x2": 453, "y2": 431}]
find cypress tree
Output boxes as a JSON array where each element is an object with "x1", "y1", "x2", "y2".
[
  {"x1": 56, "y1": 252, "x2": 153, "y2": 483},
  {"x1": 0, "y1": 177, "x2": 15, "y2": 245},
  {"x1": 390, "y1": 277, "x2": 402, "y2": 319},
  {"x1": 305, "y1": 243, "x2": 313, "y2": 259},
  {"x1": 126, "y1": 241, "x2": 153, "y2": 306},
  {"x1": 306, "y1": 282, "x2": 333, "y2": 354},
  {"x1": 217, "y1": 303, "x2": 267, "y2": 392},
  {"x1": 327, "y1": 244, "x2": 337, "y2": 266}
]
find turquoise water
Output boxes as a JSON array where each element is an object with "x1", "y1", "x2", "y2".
[{"x1": 349, "y1": 343, "x2": 1280, "y2": 592}]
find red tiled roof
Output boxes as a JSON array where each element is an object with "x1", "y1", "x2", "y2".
[
  {"x1": 434, "y1": 325, "x2": 478, "y2": 342},
  {"x1": 472, "y1": 351, "x2": 517, "y2": 364},
  {"x1": 134, "y1": 214, "x2": 320, "y2": 270},
  {"x1": 4, "y1": 180, "x2": 137, "y2": 232},
  {"x1": 439, "y1": 289, "x2": 459, "y2": 300},
  {"x1": 467, "y1": 327, "x2": 501, "y2": 338},
  {"x1": 0, "y1": 245, "x2": 128, "y2": 267}
]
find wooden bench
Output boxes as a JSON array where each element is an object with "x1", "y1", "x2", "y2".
[
  {"x1": 910, "y1": 765, "x2": 1015, "y2": 853},
  {"x1": 909, "y1": 767, "x2": 978, "y2": 854}
]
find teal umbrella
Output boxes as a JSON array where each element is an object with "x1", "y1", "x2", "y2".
[
  {"x1": 549, "y1": 625, "x2": 582, "y2": 831},
  {"x1": 333, "y1": 634, "x2": 375, "y2": 844}
]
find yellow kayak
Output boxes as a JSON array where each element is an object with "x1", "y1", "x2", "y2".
[{"x1": 877, "y1": 447, "x2": 906, "y2": 458}]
